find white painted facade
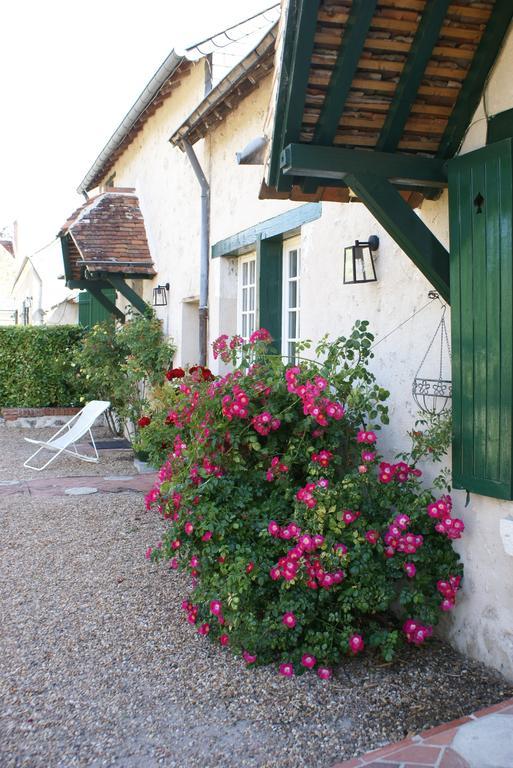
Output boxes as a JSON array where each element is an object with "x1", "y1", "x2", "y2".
[{"x1": 90, "y1": 27, "x2": 513, "y2": 680}]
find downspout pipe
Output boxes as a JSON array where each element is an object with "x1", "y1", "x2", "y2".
[{"x1": 182, "y1": 139, "x2": 210, "y2": 366}]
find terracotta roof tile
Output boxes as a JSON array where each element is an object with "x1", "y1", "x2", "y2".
[
  {"x1": 0, "y1": 240, "x2": 14, "y2": 257},
  {"x1": 59, "y1": 190, "x2": 156, "y2": 282}
]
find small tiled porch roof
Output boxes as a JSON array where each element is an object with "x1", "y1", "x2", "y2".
[{"x1": 59, "y1": 189, "x2": 156, "y2": 283}]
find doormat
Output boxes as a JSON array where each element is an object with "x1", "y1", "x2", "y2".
[{"x1": 89, "y1": 439, "x2": 132, "y2": 450}]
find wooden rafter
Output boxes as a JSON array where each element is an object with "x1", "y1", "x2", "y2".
[
  {"x1": 313, "y1": 0, "x2": 377, "y2": 147},
  {"x1": 438, "y1": 0, "x2": 513, "y2": 158},
  {"x1": 376, "y1": 0, "x2": 451, "y2": 152}
]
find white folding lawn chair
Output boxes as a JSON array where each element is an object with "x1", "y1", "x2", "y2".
[{"x1": 23, "y1": 400, "x2": 111, "y2": 471}]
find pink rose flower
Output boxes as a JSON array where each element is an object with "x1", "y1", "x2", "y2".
[
  {"x1": 349, "y1": 633, "x2": 364, "y2": 654},
  {"x1": 282, "y1": 612, "x2": 297, "y2": 629},
  {"x1": 317, "y1": 667, "x2": 332, "y2": 680},
  {"x1": 278, "y1": 663, "x2": 294, "y2": 677}
]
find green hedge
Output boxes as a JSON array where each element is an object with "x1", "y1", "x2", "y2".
[{"x1": 0, "y1": 326, "x2": 85, "y2": 408}]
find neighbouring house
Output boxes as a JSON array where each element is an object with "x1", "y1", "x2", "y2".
[
  {"x1": 0, "y1": 238, "x2": 17, "y2": 324},
  {"x1": 66, "y1": 1, "x2": 513, "y2": 680},
  {"x1": 45, "y1": 294, "x2": 79, "y2": 326}
]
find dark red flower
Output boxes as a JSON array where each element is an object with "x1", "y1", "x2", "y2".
[
  {"x1": 166, "y1": 367, "x2": 185, "y2": 380},
  {"x1": 137, "y1": 416, "x2": 151, "y2": 428},
  {"x1": 189, "y1": 365, "x2": 215, "y2": 382}
]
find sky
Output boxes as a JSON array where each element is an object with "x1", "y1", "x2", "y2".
[{"x1": 0, "y1": 0, "x2": 278, "y2": 282}]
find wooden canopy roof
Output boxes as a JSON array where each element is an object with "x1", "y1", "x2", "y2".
[{"x1": 266, "y1": 0, "x2": 513, "y2": 204}]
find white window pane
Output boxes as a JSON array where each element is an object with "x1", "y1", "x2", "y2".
[
  {"x1": 250, "y1": 259, "x2": 256, "y2": 284},
  {"x1": 288, "y1": 280, "x2": 297, "y2": 309},
  {"x1": 288, "y1": 341, "x2": 296, "y2": 360},
  {"x1": 289, "y1": 250, "x2": 298, "y2": 278},
  {"x1": 243, "y1": 261, "x2": 248, "y2": 285},
  {"x1": 249, "y1": 314, "x2": 255, "y2": 336},
  {"x1": 242, "y1": 314, "x2": 248, "y2": 338},
  {"x1": 242, "y1": 287, "x2": 248, "y2": 311},
  {"x1": 249, "y1": 286, "x2": 255, "y2": 311},
  {"x1": 288, "y1": 310, "x2": 297, "y2": 339}
]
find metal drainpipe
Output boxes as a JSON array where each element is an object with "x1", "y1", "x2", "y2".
[{"x1": 182, "y1": 139, "x2": 210, "y2": 366}]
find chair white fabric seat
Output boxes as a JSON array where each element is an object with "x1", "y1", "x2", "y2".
[{"x1": 23, "y1": 400, "x2": 111, "y2": 471}]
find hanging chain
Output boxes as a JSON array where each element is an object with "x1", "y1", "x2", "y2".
[{"x1": 372, "y1": 292, "x2": 444, "y2": 350}]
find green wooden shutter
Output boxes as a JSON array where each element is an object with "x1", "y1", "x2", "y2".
[
  {"x1": 258, "y1": 237, "x2": 283, "y2": 353},
  {"x1": 448, "y1": 138, "x2": 513, "y2": 499},
  {"x1": 78, "y1": 289, "x2": 117, "y2": 328}
]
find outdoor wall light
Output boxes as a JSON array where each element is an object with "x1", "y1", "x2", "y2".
[
  {"x1": 343, "y1": 236, "x2": 379, "y2": 284},
  {"x1": 152, "y1": 283, "x2": 170, "y2": 306}
]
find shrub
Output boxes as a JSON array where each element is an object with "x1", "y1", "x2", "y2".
[
  {"x1": 144, "y1": 324, "x2": 463, "y2": 676},
  {"x1": 73, "y1": 313, "x2": 176, "y2": 440},
  {"x1": 0, "y1": 325, "x2": 84, "y2": 407}
]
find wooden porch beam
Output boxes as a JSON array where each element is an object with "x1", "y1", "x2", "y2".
[
  {"x1": 313, "y1": 0, "x2": 377, "y2": 147},
  {"x1": 271, "y1": 0, "x2": 320, "y2": 191},
  {"x1": 345, "y1": 173, "x2": 450, "y2": 302},
  {"x1": 281, "y1": 143, "x2": 448, "y2": 187},
  {"x1": 105, "y1": 276, "x2": 151, "y2": 317},
  {"x1": 376, "y1": 0, "x2": 451, "y2": 152}
]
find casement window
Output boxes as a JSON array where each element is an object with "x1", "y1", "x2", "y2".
[
  {"x1": 237, "y1": 253, "x2": 257, "y2": 341},
  {"x1": 282, "y1": 238, "x2": 301, "y2": 361},
  {"x1": 215, "y1": 205, "x2": 321, "y2": 359}
]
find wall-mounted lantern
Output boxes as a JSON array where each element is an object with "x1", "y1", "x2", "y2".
[
  {"x1": 343, "y1": 235, "x2": 379, "y2": 284},
  {"x1": 152, "y1": 283, "x2": 170, "y2": 306}
]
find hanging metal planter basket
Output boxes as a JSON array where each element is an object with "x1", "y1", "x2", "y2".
[{"x1": 412, "y1": 296, "x2": 452, "y2": 415}]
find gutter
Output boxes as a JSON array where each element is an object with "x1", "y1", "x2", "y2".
[
  {"x1": 182, "y1": 140, "x2": 210, "y2": 367},
  {"x1": 170, "y1": 25, "x2": 277, "y2": 147}
]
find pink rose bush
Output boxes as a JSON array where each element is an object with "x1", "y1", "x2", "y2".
[{"x1": 140, "y1": 322, "x2": 463, "y2": 675}]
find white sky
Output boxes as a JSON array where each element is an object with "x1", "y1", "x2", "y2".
[{"x1": 0, "y1": 0, "x2": 277, "y2": 264}]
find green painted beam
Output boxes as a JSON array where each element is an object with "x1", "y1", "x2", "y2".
[
  {"x1": 212, "y1": 203, "x2": 321, "y2": 258},
  {"x1": 60, "y1": 235, "x2": 73, "y2": 283},
  {"x1": 437, "y1": 0, "x2": 513, "y2": 159},
  {"x1": 105, "y1": 276, "x2": 151, "y2": 317},
  {"x1": 269, "y1": 0, "x2": 320, "y2": 192},
  {"x1": 376, "y1": 0, "x2": 451, "y2": 152},
  {"x1": 345, "y1": 173, "x2": 450, "y2": 302},
  {"x1": 268, "y1": 0, "x2": 301, "y2": 189},
  {"x1": 313, "y1": 0, "x2": 377, "y2": 147},
  {"x1": 68, "y1": 279, "x2": 116, "y2": 290},
  {"x1": 281, "y1": 143, "x2": 447, "y2": 186},
  {"x1": 86, "y1": 285, "x2": 125, "y2": 323}
]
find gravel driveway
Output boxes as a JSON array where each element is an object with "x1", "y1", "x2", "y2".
[{"x1": 1, "y1": 427, "x2": 512, "y2": 768}]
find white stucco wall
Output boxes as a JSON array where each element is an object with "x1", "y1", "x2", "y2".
[{"x1": 94, "y1": 61, "x2": 209, "y2": 366}]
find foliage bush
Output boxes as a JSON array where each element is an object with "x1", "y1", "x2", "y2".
[
  {"x1": 143, "y1": 325, "x2": 463, "y2": 677},
  {"x1": 0, "y1": 325, "x2": 84, "y2": 408},
  {"x1": 73, "y1": 313, "x2": 176, "y2": 440}
]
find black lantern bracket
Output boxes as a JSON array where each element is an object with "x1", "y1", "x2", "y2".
[
  {"x1": 153, "y1": 282, "x2": 170, "y2": 306},
  {"x1": 343, "y1": 235, "x2": 379, "y2": 285}
]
